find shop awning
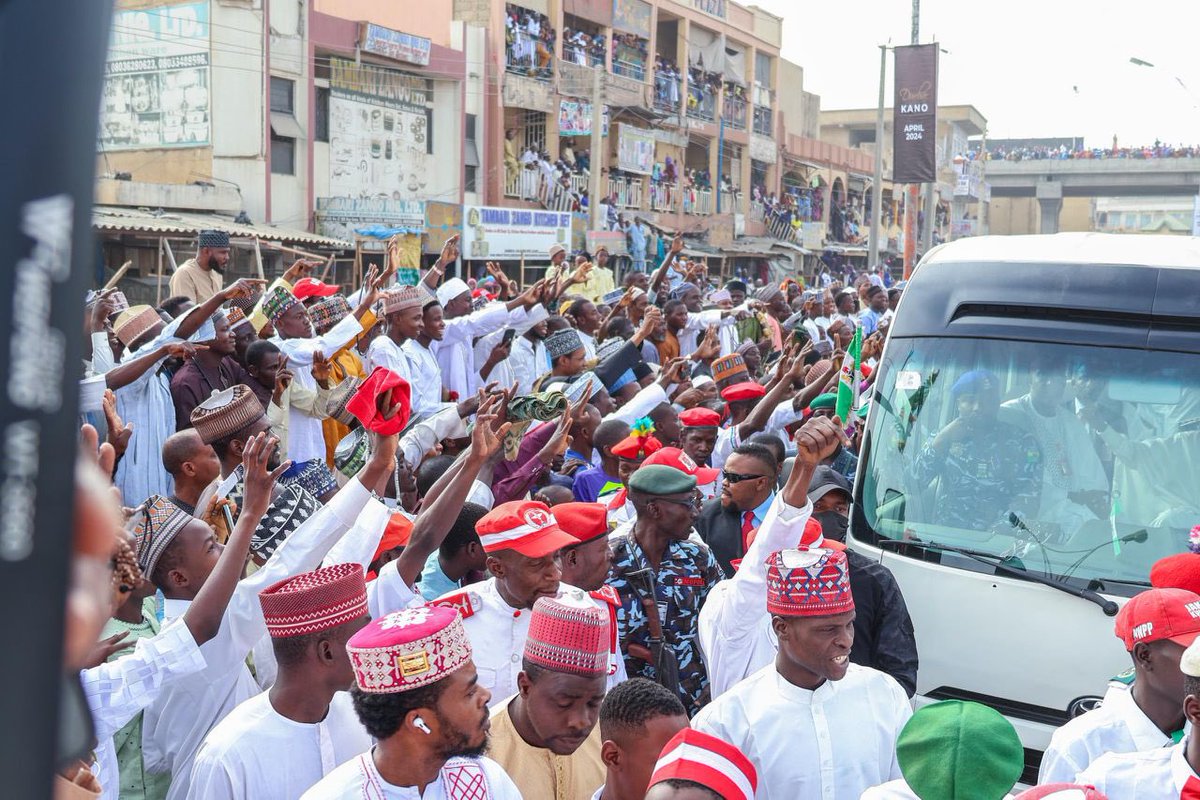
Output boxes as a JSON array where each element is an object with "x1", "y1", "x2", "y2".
[{"x1": 92, "y1": 206, "x2": 353, "y2": 249}]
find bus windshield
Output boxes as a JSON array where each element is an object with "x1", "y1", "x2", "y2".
[{"x1": 860, "y1": 336, "x2": 1200, "y2": 590}]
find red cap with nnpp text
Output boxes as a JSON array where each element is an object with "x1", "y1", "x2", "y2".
[{"x1": 1114, "y1": 587, "x2": 1200, "y2": 651}]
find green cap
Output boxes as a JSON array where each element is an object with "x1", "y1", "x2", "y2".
[
  {"x1": 896, "y1": 701, "x2": 1023, "y2": 800},
  {"x1": 809, "y1": 392, "x2": 837, "y2": 411},
  {"x1": 628, "y1": 464, "x2": 698, "y2": 495}
]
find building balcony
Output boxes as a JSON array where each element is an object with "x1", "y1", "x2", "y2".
[
  {"x1": 607, "y1": 176, "x2": 643, "y2": 209},
  {"x1": 682, "y1": 187, "x2": 713, "y2": 215},
  {"x1": 718, "y1": 189, "x2": 743, "y2": 214},
  {"x1": 613, "y1": 57, "x2": 646, "y2": 82},
  {"x1": 687, "y1": 85, "x2": 717, "y2": 122},
  {"x1": 752, "y1": 106, "x2": 772, "y2": 137},
  {"x1": 506, "y1": 30, "x2": 552, "y2": 81},
  {"x1": 722, "y1": 95, "x2": 747, "y2": 131},
  {"x1": 654, "y1": 71, "x2": 682, "y2": 114},
  {"x1": 649, "y1": 180, "x2": 676, "y2": 212}
]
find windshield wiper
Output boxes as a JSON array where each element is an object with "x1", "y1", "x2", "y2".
[{"x1": 875, "y1": 536, "x2": 1120, "y2": 616}]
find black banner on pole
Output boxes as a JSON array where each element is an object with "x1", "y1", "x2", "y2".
[
  {"x1": 892, "y1": 44, "x2": 939, "y2": 184},
  {"x1": 0, "y1": 0, "x2": 114, "y2": 795}
]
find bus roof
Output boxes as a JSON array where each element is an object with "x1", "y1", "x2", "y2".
[{"x1": 921, "y1": 233, "x2": 1200, "y2": 270}]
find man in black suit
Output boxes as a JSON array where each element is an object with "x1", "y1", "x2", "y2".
[{"x1": 693, "y1": 441, "x2": 779, "y2": 575}]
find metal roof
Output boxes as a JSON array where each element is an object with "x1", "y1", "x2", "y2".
[
  {"x1": 92, "y1": 206, "x2": 353, "y2": 249},
  {"x1": 922, "y1": 232, "x2": 1200, "y2": 270}
]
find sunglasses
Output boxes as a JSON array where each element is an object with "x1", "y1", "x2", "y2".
[{"x1": 722, "y1": 470, "x2": 768, "y2": 484}]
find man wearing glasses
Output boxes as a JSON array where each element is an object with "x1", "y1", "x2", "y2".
[
  {"x1": 608, "y1": 463, "x2": 724, "y2": 718},
  {"x1": 693, "y1": 442, "x2": 780, "y2": 575}
]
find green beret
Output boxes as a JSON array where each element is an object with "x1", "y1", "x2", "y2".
[
  {"x1": 628, "y1": 464, "x2": 697, "y2": 495},
  {"x1": 896, "y1": 700, "x2": 1023, "y2": 800},
  {"x1": 809, "y1": 393, "x2": 838, "y2": 411}
]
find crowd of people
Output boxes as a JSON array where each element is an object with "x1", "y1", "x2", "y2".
[
  {"x1": 974, "y1": 141, "x2": 1200, "y2": 162},
  {"x1": 504, "y1": 5, "x2": 555, "y2": 79},
  {"x1": 612, "y1": 33, "x2": 649, "y2": 81},
  {"x1": 59, "y1": 225, "x2": 1200, "y2": 800},
  {"x1": 562, "y1": 26, "x2": 605, "y2": 68}
]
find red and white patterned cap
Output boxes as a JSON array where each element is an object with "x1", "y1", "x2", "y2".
[
  {"x1": 649, "y1": 729, "x2": 757, "y2": 800},
  {"x1": 765, "y1": 547, "x2": 854, "y2": 617},
  {"x1": 1012, "y1": 785, "x2": 1108, "y2": 800},
  {"x1": 257, "y1": 562, "x2": 367, "y2": 639},
  {"x1": 524, "y1": 591, "x2": 609, "y2": 676},
  {"x1": 475, "y1": 500, "x2": 577, "y2": 558},
  {"x1": 347, "y1": 605, "x2": 473, "y2": 693}
]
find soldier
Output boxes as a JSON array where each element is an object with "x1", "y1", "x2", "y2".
[
  {"x1": 914, "y1": 369, "x2": 1042, "y2": 531},
  {"x1": 608, "y1": 464, "x2": 724, "y2": 717}
]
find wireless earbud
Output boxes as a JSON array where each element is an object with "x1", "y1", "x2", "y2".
[{"x1": 414, "y1": 717, "x2": 432, "y2": 735}]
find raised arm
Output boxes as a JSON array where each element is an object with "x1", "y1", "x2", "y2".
[{"x1": 648, "y1": 234, "x2": 684, "y2": 296}]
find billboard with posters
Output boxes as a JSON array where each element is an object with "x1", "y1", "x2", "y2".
[
  {"x1": 99, "y1": 1, "x2": 210, "y2": 150},
  {"x1": 327, "y1": 58, "x2": 433, "y2": 202},
  {"x1": 617, "y1": 123, "x2": 655, "y2": 175},
  {"x1": 461, "y1": 206, "x2": 571, "y2": 261},
  {"x1": 892, "y1": 44, "x2": 939, "y2": 184},
  {"x1": 558, "y1": 99, "x2": 609, "y2": 137}
]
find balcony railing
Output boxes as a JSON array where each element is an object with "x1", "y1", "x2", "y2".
[
  {"x1": 607, "y1": 176, "x2": 643, "y2": 209},
  {"x1": 506, "y1": 30, "x2": 552, "y2": 80},
  {"x1": 654, "y1": 71, "x2": 681, "y2": 113},
  {"x1": 649, "y1": 181, "x2": 676, "y2": 212},
  {"x1": 687, "y1": 85, "x2": 716, "y2": 122},
  {"x1": 718, "y1": 190, "x2": 743, "y2": 214},
  {"x1": 683, "y1": 187, "x2": 713, "y2": 215},
  {"x1": 613, "y1": 58, "x2": 646, "y2": 82},
  {"x1": 722, "y1": 95, "x2": 747, "y2": 130},
  {"x1": 752, "y1": 106, "x2": 772, "y2": 137},
  {"x1": 563, "y1": 42, "x2": 604, "y2": 69},
  {"x1": 505, "y1": 167, "x2": 541, "y2": 200}
]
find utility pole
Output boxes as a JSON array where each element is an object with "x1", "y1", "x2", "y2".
[
  {"x1": 902, "y1": 0, "x2": 921, "y2": 277},
  {"x1": 976, "y1": 127, "x2": 988, "y2": 235},
  {"x1": 868, "y1": 45, "x2": 886, "y2": 270},
  {"x1": 588, "y1": 65, "x2": 604, "y2": 233}
]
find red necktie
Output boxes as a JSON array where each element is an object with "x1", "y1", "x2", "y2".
[{"x1": 741, "y1": 511, "x2": 756, "y2": 551}]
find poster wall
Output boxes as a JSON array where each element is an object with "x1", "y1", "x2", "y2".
[
  {"x1": 328, "y1": 58, "x2": 433, "y2": 202},
  {"x1": 617, "y1": 123, "x2": 654, "y2": 175},
  {"x1": 100, "y1": 1, "x2": 210, "y2": 150},
  {"x1": 461, "y1": 206, "x2": 571, "y2": 261},
  {"x1": 558, "y1": 99, "x2": 609, "y2": 137},
  {"x1": 892, "y1": 44, "x2": 939, "y2": 184}
]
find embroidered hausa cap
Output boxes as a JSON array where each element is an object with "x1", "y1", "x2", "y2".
[
  {"x1": 224, "y1": 305, "x2": 252, "y2": 332},
  {"x1": 198, "y1": 229, "x2": 230, "y2": 248},
  {"x1": 552, "y1": 502, "x2": 608, "y2": 545},
  {"x1": 190, "y1": 384, "x2": 267, "y2": 444},
  {"x1": 381, "y1": 285, "x2": 428, "y2": 316},
  {"x1": 260, "y1": 284, "x2": 303, "y2": 326},
  {"x1": 325, "y1": 375, "x2": 364, "y2": 428},
  {"x1": 545, "y1": 328, "x2": 585, "y2": 360},
  {"x1": 258, "y1": 562, "x2": 368, "y2": 639},
  {"x1": 250, "y1": 483, "x2": 320, "y2": 559},
  {"x1": 113, "y1": 305, "x2": 163, "y2": 346},
  {"x1": 1012, "y1": 785, "x2": 1108, "y2": 800},
  {"x1": 896, "y1": 700, "x2": 1024, "y2": 800},
  {"x1": 765, "y1": 548, "x2": 854, "y2": 617},
  {"x1": 1113, "y1": 587, "x2": 1200, "y2": 651},
  {"x1": 307, "y1": 294, "x2": 351, "y2": 335},
  {"x1": 648, "y1": 729, "x2": 757, "y2": 800},
  {"x1": 346, "y1": 367, "x2": 412, "y2": 436},
  {"x1": 643, "y1": 446, "x2": 719, "y2": 485},
  {"x1": 720, "y1": 381, "x2": 767, "y2": 402},
  {"x1": 130, "y1": 496, "x2": 195, "y2": 578},
  {"x1": 679, "y1": 407, "x2": 721, "y2": 428},
  {"x1": 291, "y1": 277, "x2": 340, "y2": 300},
  {"x1": 524, "y1": 591, "x2": 609, "y2": 677},
  {"x1": 475, "y1": 500, "x2": 577, "y2": 558},
  {"x1": 711, "y1": 353, "x2": 747, "y2": 384},
  {"x1": 348, "y1": 605, "x2": 473, "y2": 693}
]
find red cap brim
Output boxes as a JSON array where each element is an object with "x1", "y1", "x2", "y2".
[
  {"x1": 506, "y1": 527, "x2": 579, "y2": 559},
  {"x1": 1169, "y1": 630, "x2": 1200, "y2": 648},
  {"x1": 695, "y1": 466, "x2": 720, "y2": 483}
]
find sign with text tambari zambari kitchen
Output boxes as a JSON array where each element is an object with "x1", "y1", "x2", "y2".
[{"x1": 892, "y1": 44, "x2": 939, "y2": 184}]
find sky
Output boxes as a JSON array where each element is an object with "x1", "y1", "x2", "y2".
[{"x1": 748, "y1": 0, "x2": 1200, "y2": 148}]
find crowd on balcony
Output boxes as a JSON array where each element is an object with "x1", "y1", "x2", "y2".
[
  {"x1": 562, "y1": 26, "x2": 605, "y2": 68},
  {"x1": 976, "y1": 141, "x2": 1200, "y2": 161},
  {"x1": 754, "y1": 186, "x2": 827, "y2": 243},
  {"x1": 612, "y1": 32, "x2": 649, "y2": 80},
  {"x1": 688, "y1": 67, "x2": 721, "y2": 118},
  {"x1": 504, "y1": 4, "x2": 555, "y2": 79},
  {"x1": 654, "y1": 55, "x2": 683, "y2": 110}
]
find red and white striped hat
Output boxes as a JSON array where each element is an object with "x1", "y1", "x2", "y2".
[
  {"x1": 475, "y1": 500, "x2": 578, "y2": 558},
  {"x1": 258, "y1": 562, "x2": 368, "y2": 639},
  {"x1": 1012, "y1": 785, "x2": 1108, "y2": 800},
  {"x1": 649, "y1": 729, "x2": 757, "y2": 800}
]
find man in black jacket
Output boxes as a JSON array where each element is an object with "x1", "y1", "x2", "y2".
[{"x1": 693, "y1": 442, "x2": 779, "y2": 575}]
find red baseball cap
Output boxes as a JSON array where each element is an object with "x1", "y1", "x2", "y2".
[
  {"x1": 643, "y1": 447, "x2": 719, "y2": 484},
  {"x1": 680, "y1": 407, "x2": 722, "y2": 428},
  {"x1": 721, "y1": 381, "x2": 767, "y2": 402},
  {"x1": 1114, "y1": 587, "x2": 1200, "y2": 651},
  {"x1": 553, "y1": 502, "x2": 608, "y2": 544},
  {"x1": 1151, "y1": 552, "x2": 1200, "y2": 596},
  {"x1": 475, "y1": 500, "x2": 578, "y2": 558},
  {"x1": 293, "y1": 277, "x2": 340, "y2": 299}
]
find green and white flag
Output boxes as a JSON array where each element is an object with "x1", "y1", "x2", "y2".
[{"x1": 835, "y1": 325, "x2": 862, "y2": 424}]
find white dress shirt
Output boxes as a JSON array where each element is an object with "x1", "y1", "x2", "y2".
[
  {"x1": 401, "y1": 338, "x2": 445, "y2": 415},
  {"x1": 81, "y1": 619, "x2": 207, "y2": 800},
  {"x1": 301, "y1": 752, "x2": 522, "y2": 800},
  {"x1": 610, "y1": 382, "x2": 668, "y2": 425},
  {"x1": 187, "y1": 691, "x2": 371, "y2": 800},
  {"x1": 272, "y1": 313, "x2": 365, "y2": 463},
  {"x1": 711, "y1": 401, "x2": 802, "y2": 470},
  {"x1": 698, "y1": 496, "x2": 812, "y2": 699},
  {"x1": 435, "y1": 578, "x2": 626, "y2": 708},
  {"x1": 144, "y1": 478, "x2": 376, "y2": 800},
  {"x1": 1039, "y1": 682, "x2": 1176, "y2": 784},
  {"x1": 366, "y1": 335, "x2": 416, "y2": 383},
  {"x1": 680, "y1": 309, "x2": 734, "y2": 356},
  {"x1": 1076, "y1": 739, "x2": 1200, "y2": 797},
  {"x1": 692, "y1": 664, "x2": 911, "y2": 800},
  {"x1": 861, "y1": 778, "x2": 1013, "y2": 799},
  {"x1": 435, "y1": 303, "x2": 519, "y2": 401}
]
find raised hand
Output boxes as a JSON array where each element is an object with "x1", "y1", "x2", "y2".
[
  {"x1": 81, "y1": 631, "x2": 131, "y2": 669},
  {"x1": 670, "y1": 234, "x2": 684, "y2": 255},
  {"x1": 102, "y1": 389, "x2": 134, "y2": 459},
  {"x1": 222, "y1": 278, "x2": 266, "y2": 301},
  {"x1": 240, "y1": 432, "x2": 290, "y2": 519},
  {"x1": 165, "y1": 342, "x2": 206, "y2": 360},
  {"x1": 794, "y1": 415, "x2": 847, "y2": 468},
  {"x1": 310, "y1": 351, "x2": 332, "y2": 388},
  {"x1": 282, "y1": 259, "x2": 318, "y2": 284}
]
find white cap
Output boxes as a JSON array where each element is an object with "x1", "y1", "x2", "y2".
[
  {"x1": 435, "y1": 278, "x2": 470, "y2": 307},
  {"x1": 549, "y1": 243, "x2": 566, "y2": 259},
  {"x1": 1181, "y1": 637, "x2": 1200, "y2": 677}
]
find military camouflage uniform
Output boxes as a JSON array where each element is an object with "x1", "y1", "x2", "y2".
[
  {"x1": 608, "y1": 529, "x2": 725, "y2": 717},
  {"x1": 914, "y1": 421, "x2": 1042, "y2": 530}
]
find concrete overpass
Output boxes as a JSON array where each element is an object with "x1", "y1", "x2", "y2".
[{"x1": 984, "y1": 157, "x2": 1200, "y2": 233}]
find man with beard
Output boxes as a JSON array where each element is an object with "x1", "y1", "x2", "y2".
[
  {"x1": 487, "y1": 593, "x2": 611, "y2": 800},
  {"x1": 693, "y1": 442, "x2": 778, "y2": 575},
  {"x1": 692, "y1": 546, "x2": 912, "y2": 798},
  {"x1": 187, "y1": 563, "x2": 373, "y2": 798},
  {"x1": 170, "y1": 309, "x2": 253, "y2": 427},
  {"x1": 301, "y1": 605, "x2": 522, "y2": 799},
  {"x1": 170, "y1": 229, "x2": 230, "y2": 303}
]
